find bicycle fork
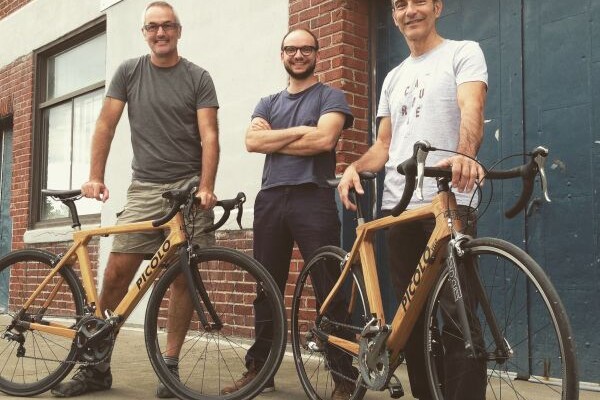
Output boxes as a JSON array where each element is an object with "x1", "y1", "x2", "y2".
[
  {"x1": 447, "y1": 239, "x2": 512, "y2": 363},
  {"x1": 177, "y1": 247, "x2": 223, "y2": 331}
]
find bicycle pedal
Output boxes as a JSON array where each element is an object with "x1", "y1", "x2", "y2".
[
  {"x1": 387, "y1": 374, "x2": 404, "y2": 399},
  {"x1": 388, "y1": 382, "x2": 404, "y2": 398}
]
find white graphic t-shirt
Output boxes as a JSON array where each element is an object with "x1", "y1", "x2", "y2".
[{"x1": 377, "y1": 39, "x2": 488, "y2": 210}]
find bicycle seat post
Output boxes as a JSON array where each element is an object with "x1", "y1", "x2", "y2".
[
  {"x1": 63, "y1": 199, "x2": 82, "y2": 230},
  {"x1": 352, "y1": 191, "x2": 366, "y2": 225}
]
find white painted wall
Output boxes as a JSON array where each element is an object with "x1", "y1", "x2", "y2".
[
  {"x1": 7, "y1": 0, "x2": 288, "y2": 325},
  {"x1": 1, "y1": 0, "x2": 102, "y2": 66}
]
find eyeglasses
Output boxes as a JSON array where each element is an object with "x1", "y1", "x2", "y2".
[
  {"x1": 282, "y1": 46, "x2": 317, "y2": 56},
  {"x1": 143, "y1": 22, "x2": 180, "y2": 33},
  {"x1": 393, "y1": 0, "x2": 430, "y2": 10}
]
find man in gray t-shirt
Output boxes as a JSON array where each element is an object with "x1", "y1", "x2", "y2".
[
  {"x1": 52, "y1": 2, "x2": 219, "y2": 398},
  {"x1": 339, "y1": 1, "x2": 488, "y2": 399}
]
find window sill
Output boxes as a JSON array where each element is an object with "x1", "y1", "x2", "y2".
[{"x1": 24, "y1": 224, "x2": 100, "y2": 244}]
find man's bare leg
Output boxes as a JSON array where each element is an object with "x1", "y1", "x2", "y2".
[
  {"x1": 164, "y1": 271, "x2": 194, "y2": 357},
  {"x1": 99, "y1": 252, "x2": 145, "y2": 313}
]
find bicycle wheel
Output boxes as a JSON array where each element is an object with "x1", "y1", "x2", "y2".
[
  {"x1": 291, "y1": 245, "x2": 368, "y2": 400},
  {"x1": 145, "y1": 246, "x2": 286, "y2": 400},
  {"x1": 0, "y1": 249, "x2": 85, "y2": 396},
  {"x1": 424, "y1": 237, "x2": 578, "y2": 400}
]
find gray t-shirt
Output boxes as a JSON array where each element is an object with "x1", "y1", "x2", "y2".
[
  {"x1": 107, "y1": 55, "x2": 219, "y2": 183},
  {"x1": 252, "y1": 83, "x2": 353, "y2": 189},
  {"x1": 377, "y1": 39, "x2": 488, "y2": 210}
]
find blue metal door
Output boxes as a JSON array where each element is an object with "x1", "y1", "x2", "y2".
[
  {"x1": 374, "y1": 0, "x2": 598, "y2": 384},
  {"x1": 0, "y1": 126, "x2": 12, "y2": 311},
  {"x1": 522, "y1": 0, "x2": 600, "y2": 383}
]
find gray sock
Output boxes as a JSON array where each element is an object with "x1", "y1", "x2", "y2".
[{"x1": 163, "y1": 356, "x2": 179, "y2": 368}]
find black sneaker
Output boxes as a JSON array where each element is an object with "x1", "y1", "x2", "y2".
[
  {"x1": 51, "y1": 366, "x2": 112, "y2": 397},
  {"x1": 156, "y1": 364, "x2": 179, "y2": 398}
]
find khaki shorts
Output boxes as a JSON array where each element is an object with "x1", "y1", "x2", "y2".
[{"x1": 112, "y1": 176, "x2": 215, "y2": 255}]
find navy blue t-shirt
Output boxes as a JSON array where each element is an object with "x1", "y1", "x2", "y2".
[{"x1": 252, "y1": 83, "x2": 353, "y2": 189}]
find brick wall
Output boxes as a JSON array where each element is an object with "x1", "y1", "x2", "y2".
[
  {"x1": 287, "y1": 0, "x2": 370, "y2": 317},
  {"x1": 0, "y1": 55, "x2": 33, "y2": 251},
  {"x1": 0, "y1": 0, "x2": 31, "y2": 20}
]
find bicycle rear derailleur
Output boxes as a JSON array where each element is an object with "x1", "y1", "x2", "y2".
[{"x1": 74, "y1": 315, "x2": 115, "y2": 364}]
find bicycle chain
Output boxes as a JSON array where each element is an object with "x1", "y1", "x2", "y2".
[{"x1": 16, "y1": 349, "x2": 113, "y2": 367}]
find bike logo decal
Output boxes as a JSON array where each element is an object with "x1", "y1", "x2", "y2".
[
  {"x1": 135, "y1": 240, "x2": 171, "y2": 289},
  {"x1": 400, "y1": 239, "x2": 438, "y2": 313},
  {"x1": 446, "y1": 253, "x2": 463, "y2": 301}
]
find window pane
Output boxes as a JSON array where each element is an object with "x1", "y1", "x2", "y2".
[
  {"x1": 42, "y1": 89, "x2": 103, "y2": 221},
  {"x1": 47, "y1": 33, "x2": 106, "y2": 100},
  {"x1": 43, "y1": 103, "x2": 72, "y2": 220},
  {"x1": 72, "y1": 89, "x2": 103, "y2": 216}
]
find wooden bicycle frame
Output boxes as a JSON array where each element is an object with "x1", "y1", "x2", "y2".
[
  {"x1": 20, "y1": 213, "x2": 188, "y2": 339},
  {"x1": 321, "y1": 189, "x2": 464, "y2": 363}
]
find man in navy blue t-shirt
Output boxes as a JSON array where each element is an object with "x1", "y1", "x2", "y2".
[{"x1": 221, "y1": 29, "x2": 355, "y2": 400}]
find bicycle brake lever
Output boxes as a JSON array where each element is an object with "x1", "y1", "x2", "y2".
[
  {"x1": 533, "y1": 146, "x2": 551, "y2": 203},
  {"x1": 236, "y1": 204, "x2": 243, "y2": 229},
  {"x1": 235, "y1": 192, "x2": 246, "y2": 229},
  {"x1": 416, "y1": 146, "x2": 429, "y2": 200}
]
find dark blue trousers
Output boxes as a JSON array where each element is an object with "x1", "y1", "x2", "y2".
[
  {"x1": 246, "y1": 184, "x2": 355, "y2": 381},
  {"x1": 384, "y1": 207, "x2": 486, "y2": 400}
]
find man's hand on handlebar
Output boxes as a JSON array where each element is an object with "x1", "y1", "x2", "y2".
[
  {"x1": 81, "y1": 180, "x2": 109, "y2": 202},
  {"x1": 435, "y1": 154, "x2": 485, "y2": 193},
  {"x1": 338, "y1": 164, "x2": 363, "y2": 211},
  {"x1": 196, "y1": 190, "x2": 217, "y2": 210}
]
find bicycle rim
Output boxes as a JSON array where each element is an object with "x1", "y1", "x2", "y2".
[
  {"x1": 145, "y1": 246, "x2": 286, "y2": 400},
  {"x1": 0, "y1": 249, "x2": 84, "y2": 396},
  {"x1": 424, "y1": 237, "x2": 578, "y2": 400},
  {"x1": 291, "y1": 246, "x2": 368, "y2": 400}
]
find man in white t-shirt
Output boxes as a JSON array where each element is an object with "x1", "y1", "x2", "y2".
[{"x1": 338, "y1": 1, "x2": 488, "y2": 399}]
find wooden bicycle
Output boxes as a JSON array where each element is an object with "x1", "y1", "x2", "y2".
[
  {"x1": 0, "y1": 184, "x2": 286, "y2": 400},
  {"x1": 291, "y1": 141, "x2": 578, "y2": 400}
]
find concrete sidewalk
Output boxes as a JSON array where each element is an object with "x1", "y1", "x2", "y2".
[{"x1": 1, "y1": 327, "x2": 598, "y2": 400}]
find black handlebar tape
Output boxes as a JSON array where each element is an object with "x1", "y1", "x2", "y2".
[
  {"x1": 503, "y1": 163, "x2": 536, "y2": 219},
  {"x1": 152, "y1": 204, "x2": 181, "y2": 227},
  {"x1": 391, "y1": 159, "x2": 417, "y2": 216},
  {"x1": 202, "y1": 192, "x2": 247, "y2": 233},
  {"x1": 392, "y1": 160, "x2": 538, "y2": 219}
]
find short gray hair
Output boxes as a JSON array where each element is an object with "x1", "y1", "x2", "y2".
[{"x1": 142, "y1": 1, "x2": 180, "y2": 26}]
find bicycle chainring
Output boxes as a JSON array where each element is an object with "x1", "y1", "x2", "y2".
[
  {"x1": 358, "y1": 336, "x2": 390, "y2": 391},
  {"x1": 74, "y1": 316, "x2": 114, "y2": 364}
]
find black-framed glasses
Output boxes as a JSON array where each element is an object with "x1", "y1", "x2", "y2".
[
  {"x1": 282, "y1": 46, "x2": 317, "y2": 56},
  {"x1": 143, "y1": 22, "x2": 180, "y2": 33}
]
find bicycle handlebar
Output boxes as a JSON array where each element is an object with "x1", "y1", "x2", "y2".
[
  {"x1": 391, "y1": 141, "x2": 551, "y2": 218},
  {"x1": 151, "y1": 183, "x2": 246, "y2": 231}
]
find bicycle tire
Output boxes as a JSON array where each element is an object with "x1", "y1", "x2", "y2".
[
  {"x1": 424, "y1": 237, "x2": 578, "y2": 400},
  {"x1": 145, "y1": 246, "x2": 286, "y2": 400},
  {"x1": 0, "y1": 249, "x2": 85, "y2": 396},
  {"x1": 291, "y1": 245, "x2": 368, "y2": 400}
]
